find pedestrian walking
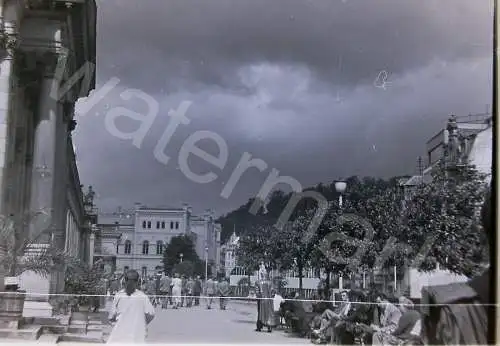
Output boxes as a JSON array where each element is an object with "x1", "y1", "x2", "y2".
[
  {"x1": 107, "y1": 269, "x2": 155, "y2": 343},
  {"x1": 171, "y1": 273, "x2": 183, "y2": 309},
  {"x1": 193, "y1": 276, "x2": 202, "y2": 306},
  {"x1": 145, "y1": 277, "x2": 157, "y2": 306},
  {"x1": 159, "y1": 273, "x2": 171, "y2": 309},
  {"x1": 186, "y1": 277, "x2": 195, "y2": 307},
  {"x1": 181, "y1": 275, "x2": 187, "y2": 307},
  {"x1": 205, "y1": 275, "x2": 216, "y2": 309},
  {"x1": 255, "y1": 265, "x2": 275, "y2": 333},
  {"x1": 109, "y1": 275, "x2": 119, "y2": 296},
  {"x1": 217, "y1": 277, "x2": 230, "y2": 310}
]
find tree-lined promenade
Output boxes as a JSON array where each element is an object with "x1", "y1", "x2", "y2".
[{"x1": 222, "y1": 161, "x2": 489, "y2": 292}]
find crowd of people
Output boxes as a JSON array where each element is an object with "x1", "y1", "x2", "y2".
[
  {"x1": 108, "y1": 272, "x2": 232, "y2": 310},
  {"x1": 253, "y1": 189, "x2": 492, "y2": 345},
  {"x1": 274, "y1": 289, "x2": 421, "y2": 345},
  {"x1": 104, "y1": 190, "x2": 492, "y2": 345}
]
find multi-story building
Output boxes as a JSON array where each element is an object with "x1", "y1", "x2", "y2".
[
  {"x1": 190, "y1": 209, "x2": 221, "y2": 275},
  {"x1": 221, "y1": 231, "x2": 239, "y2": 278},
  {"x1": 94, "y1": 204, "x2": 222, "y2": 278},
  {"x1": 403, "y1": 113, "x2": 492, "y2": 197}
]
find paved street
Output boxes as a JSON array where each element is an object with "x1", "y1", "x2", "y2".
[{"x1": 146, "y1": 300, "x2": 309, "y2": 344}]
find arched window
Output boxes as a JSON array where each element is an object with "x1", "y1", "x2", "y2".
[
  {"x1": 170, "y1": 221, "x2": 174, "y2": 229},
  {"x1": 124, "y1": 240, "x2": 131, "y2": 254},
  {"x1": 156, "y1": 241, "x2": 163, "y2": 255},
  {"x1": 161, "y1": 221, "x2": 165, "y2": 229},
  {"x1": 142, "y1": 221, "x2": 146, "y2": 228},
  {"x1": 156, "y1": 221, "x2": 160, "y2": 229},
  {"x1": 175, "y1": 221, "x2": 179, "y2": 229},
  {"x1": 142, "y1": 240, "x2": 149, "y2": 254}
]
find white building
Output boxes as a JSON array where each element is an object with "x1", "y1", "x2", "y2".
[
  {"x1": 221, "y1": 231, "x2": 239, "y2": 277},
  {"x1": 403, "y1": 113, "x2": 492, "y2": 196},
  {"x1": 95, "y1": 204, "x2": 221, "y2": 278}
]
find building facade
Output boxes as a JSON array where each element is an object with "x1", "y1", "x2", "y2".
[
  {"x1": 95, "y1": 205, "x2": 222, "y2": 278},
  {"x1": 221, "y1": 231, "x2": 239, "y2": 277},
  {"x1": 0, "y1": 0, "x2": 97, "y2": 317},
  {"x1": 403, "y1": 113, "x2": 493, "y2": 197}
]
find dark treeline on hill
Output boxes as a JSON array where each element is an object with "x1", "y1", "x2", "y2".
[
  {"x1": 217, "y1": 175, "x2": 409, "y2": 243},
  {"x1": 217, "y1": 163, "x2": 490, "y2": 281}
]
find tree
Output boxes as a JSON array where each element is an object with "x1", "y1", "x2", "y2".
[
  {"x1": 401, "y1": 161, "x2": 489, "y2": 277},
  {"x1": 162, "y1": 235, "x2": 202, "y2": 275},
  {"x1": 173, "y1": 260, "x2": 195, "y2": 277},
  {"x1": 236, "y1": 222, "x2": 278, "y2": 275},
  {"x1": 275, "y1": 214, "x2": 317, "y2": 292}
]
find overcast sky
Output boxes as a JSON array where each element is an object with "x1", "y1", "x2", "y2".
[{"x1": 73, "y1": 0, "x2": 493, "y2": 217}]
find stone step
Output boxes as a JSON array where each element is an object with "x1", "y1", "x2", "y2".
[
  {"x1": 32, "y1": 317, "x2": 61, "y2": 326},
  {"x1": 0, "y1": 318, "x2": 23, "y2": 329},
  {"x1": 69, "y1": 320, "x2": 87, "y2": 325},
  {"x1": 70, "y1": 312, "x2": 89, "y2": 322},
  {"x1": 59, "y1": 331, "x2": 104, "y2": 343},
  {"x1": 37, "y1": 333, "x2": 61, "y2": 343},
  {"x1": 41, "y1": 325, "x2": 67, "y2": 334},
  {"x1": 87, "y1": 324, "x2": 103, "y2": 332},
  {"x1": 0, "y1": 326, "x2": 42, "y2": 340},
  {"x1": 67, "y1": 325, "x2": 87, "y2": 334}
]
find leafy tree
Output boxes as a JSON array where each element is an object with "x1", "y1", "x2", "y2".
[
  {"x1": 173, "y1": 260, "x2": 195, "y2": 277},
  {"x1": 162, "y1": 235, "x2": 202, "y2": 275},
  {"x1": 401, "y1": 161, "x2": 488, "y2": 277},
  {"x1": 236, "y1": 222, "x2": 278, "y2": 274},
  {"x1": 275, "y1": 214, "x2": 317, "y2": 291}
]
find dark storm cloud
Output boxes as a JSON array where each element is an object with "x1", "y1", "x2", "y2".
[
  {"x1": 97, "y1": 0, "x2": 492, "y2": 92},
  {"x1": 73, "y1": 0, "x2": 493, "y2": 216}
]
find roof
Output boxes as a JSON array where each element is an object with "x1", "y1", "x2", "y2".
[
  {"x1": 97, "y1": 214, "x2": 135, "y2": 225},
  {"x1": 138, "y1": 205, "x2": 184, "y2": 211}
]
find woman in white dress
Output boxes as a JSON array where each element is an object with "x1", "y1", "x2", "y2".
[
  {"x1": 171, "y1": 273, "x2": 183, "y2": 309},
  {"x1": 108, "y1": 270, "x2": 155, "y2": 343}
]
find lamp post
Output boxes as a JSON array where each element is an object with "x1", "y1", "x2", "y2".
[
  {"x1": 179, "y1": 253, "x2": 183, "y2": 263},
  {"x1": 205, "y1": 246, "x2": 209, "y2": 280},
  {"x1": 334, "y1": 180, "x2": 347, "y2": 290}
]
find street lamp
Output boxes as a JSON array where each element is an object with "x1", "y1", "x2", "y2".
[
  {"x1": 179, "y1": 253, "x2": 183, "y2": 263},
  {"x1": 334, "y1": 180, "x2": 347, "y2": 290},
  {"x1": 334, "y1": 180, "x2": 347, "y2": 209},
  {"x1": 205, "y1": 246, "x2": 209, "y2": 280}
]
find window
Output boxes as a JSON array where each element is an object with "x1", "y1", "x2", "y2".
[
  {"x1": 161, "y1": 221, "x2": 165, "y2": 229},
  {"x1": 156, "y1": 241, "x2": 163, "y2": 255},
  {"x1": 142, "y1": 220, "x2": 146, "y2": 228},
  {"x1": 170, "y1": 221, "x2": 174, "y2": 229},
  {"x1": 175, "y1": 221, "x2": 179, "y2": 229},
  {"x1": 141, "y1": 266, "x2": 147, "y2": 278},
  {"x1": 124, "y1": 240, "x2": 131, "y2": 254},
  {"x1": 156, "y1": 221, "x2": 160, "y2": 229},
  {"x1": 142, "y1": 240, "x2": 149, "y2": 254},
  {"x1": 147, "y1": 221, "x2": 151, "y2": 229}
]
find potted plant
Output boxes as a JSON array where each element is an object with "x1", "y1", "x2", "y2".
[
  {"x1": 64, "y1": 258, "x2": 107, "y2": 314},
  {"x1": 0, "y1": 210, "x2": 70, "y2": 322}
]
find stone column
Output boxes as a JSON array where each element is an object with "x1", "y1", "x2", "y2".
[
  {"x1": 23, "y1": 53, "x2": 65, "y2": 316},
  {"x1": 0, "y1": 1, "x2": 20, "y2": 290}
]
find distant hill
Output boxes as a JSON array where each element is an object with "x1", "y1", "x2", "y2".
[{"x1": 217, "y1": 175, "x2": 406, "y2": 244}]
